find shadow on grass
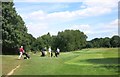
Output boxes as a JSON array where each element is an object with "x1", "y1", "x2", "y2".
[
  {"x1": 100, "y1": 65, "x2": 120, "y2": 73},
  {"x1": 85, "y1": 58, "x2": 120, "y2": 64},
  {"x1": 84, "y1": 58, "x2": 120, "y2": 73}
]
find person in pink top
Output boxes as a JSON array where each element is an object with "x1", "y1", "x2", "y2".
[{"x1": 18, "y1": 46, "x2": 24, "y2": 59}]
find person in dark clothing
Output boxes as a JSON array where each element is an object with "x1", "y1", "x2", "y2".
[
  {"x1": 23, "y1": 52, "x2": 30, "y2": 59},
  {"x1": 41, "y1": 48, "x2": 45, "y2": 57},
  {"x1": 55, "y1": 51, "x2": 58, "y2": 57},
  {"x1": 51, "y1": 51, "x2": 53, "y2": 57},
  {"x1": 41, "y1": 47, "x2": 47, "y2": 57},
  {"x1": 55, "y1": 48, "x2": 60, "y2": 57}
]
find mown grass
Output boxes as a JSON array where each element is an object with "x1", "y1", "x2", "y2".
[
  {"x1": 2, "y1": 55, "x2": 23, "y2": 75},
  {"x1": 2, "y1": 48, "x2": 120, "y2": 75}
]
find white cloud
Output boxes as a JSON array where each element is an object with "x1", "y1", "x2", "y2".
[
  {"x1": 30, "y1": 10, "x2": 47, "y2": 20},
  {"x1": 26, "y1": 23, "x2": 49, "y2": 38},
  {"x1": 21, "y1": 0, "x2": 118, "y2": 24},
  {"x1": 91, "y1": 19, "x2": 118, "y2": 38},
  {"x1": 106, "y1": 19, "x2": 118, "y2": 29},
  {"x1": 22, "y1": 7, "x2": 113, "y2": 24},
  {"x1": 68, "y1": 24, "x2": 92, "y2": 34},
  {"x1": 18, "y1": 11, "x2": 115, "y2": 39},
  {"x1": 86, "y1": 19, "x2": 118, "y2": 40},
  {"x1": 110, "y1": 19, "x2": 118, "y2": 26}
]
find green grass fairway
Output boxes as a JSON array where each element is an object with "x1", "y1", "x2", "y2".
[{"x1": 2, "y1": 48, "x2": 120, "y2": 75}]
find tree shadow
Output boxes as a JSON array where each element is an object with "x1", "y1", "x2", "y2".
[
  {"x1": 101, "y1": 65, "x2": 120, "y2": 73},
  {"x1": 84, "y1": 58, "x2": 120, "y2": 73},
  {"x1": 85, "y1": 58, "x2": 120, "y2": 64}
]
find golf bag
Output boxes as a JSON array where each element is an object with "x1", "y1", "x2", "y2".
[
  {"x1": 41, "y1": 48, "x2": 47, "y2": 57},
  {"x1": 55, "y1": 51, "x2": 59, "y2": 57},
  {"x1": 23, "y1": 52, "x2": 30, "y2": 59},
  {"x1": 41, "y1": 51, "x2": 45, "y2": 56}
]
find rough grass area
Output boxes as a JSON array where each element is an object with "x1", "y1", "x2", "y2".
[{"x1": 2, "y1": 48, "x2": 120, "y2": 75}]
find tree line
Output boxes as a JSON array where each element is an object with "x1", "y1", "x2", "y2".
[
  {"x1": 32, "y1": 30, "x2": 87, "y2": 52},
  {"x1": 86, "y1": 36, "x2": 120, "y2": 48},
  {"x1": 2, "y1": 2, "x2": 120, "y2": 55}
]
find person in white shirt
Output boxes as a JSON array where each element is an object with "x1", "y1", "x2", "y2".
[
  {"x1": 57, "y1": 48, "x2": 60, "y2": 53},
  {"x1": 48, "y1": 47, "x2": 52, "y2": 57},
  {"x1": 55, "y1": 48, "x2": 60, "y2": 57}
]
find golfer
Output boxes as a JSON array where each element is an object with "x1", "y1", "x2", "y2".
[
  {"x1": 55, "y1": 48, "x2": 60, "y2": 57},
  {"x1": 48, "y1": 47, "x2": 52, "y2": 57},
  {"x1": 18, "y1": 46, "x2": 24, "y2": 59},
  {"x1": 57, "y1": 48, "x2": 60, "y2": 55},
  {"x1": 41, "y1": 47, "x2": 47, "y2": 56}
]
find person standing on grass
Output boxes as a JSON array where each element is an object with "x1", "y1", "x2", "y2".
[
  {"x1": 57, "y1": 48, "x2": 60, "y2": 55},
  {"x1": 41, "y1": 47, "x2": 47, "y2": 56},
  {"x1": 48, "y1": 46, "x2": 52, "y2": 57},
  {"x1": 56, "y1": 48, "x2": 60, "y2": 56},
  {"x1": 18, "y1": 46, "x2": 24, "y2": 59},
  {"x1": 55, "y1": 48, "x2": 60, "y2": 57},
  {"x1": 44, "y1": 47, "x2": 47, "y2": 56}
]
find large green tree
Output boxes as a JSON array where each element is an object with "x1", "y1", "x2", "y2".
[
  {"x1": 2, "y1": 2, "x2": 35, "y2": 54},
  {"x1": 110, "y1": 35, "x2": 120, "y2": 47},
  {"x1": 102, "y1": 37, "x2": 111, "y2": 48},
  {"x1": 33, "y1": 33, "x2": 52, "y2": 51},
  {"x1": 54, "y1": 30, "x2": 87, "y2": 52}
]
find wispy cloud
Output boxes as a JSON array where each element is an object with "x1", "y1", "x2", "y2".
[
  {"x1": 26, "y1": 23, "x2": 49, "y2": 38},
  {"x1": 67, "y1": 24, "x2": 92, "y2": 34},
  {"x1": 88, "y1": 19, "x2": 118, "y2": 40}
]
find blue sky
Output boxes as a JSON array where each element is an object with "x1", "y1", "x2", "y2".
[{"x1": 14, "y1": 0, "x2": 118, "y2": 40}]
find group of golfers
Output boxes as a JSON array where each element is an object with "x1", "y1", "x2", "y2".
[
  {"x1": 18, "y1": 46, "x2": 60, "y2": 60},
  {"x1": 41, "y1": 47, "x2": 60, "y2": 57}
]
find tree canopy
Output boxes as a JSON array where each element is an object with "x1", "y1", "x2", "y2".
[
  {"x1": 2, "y1": 2, "x2": 35, "y2": 54},
  {"x1": 53, "y1": 30, "x2": 87, "y2": 51},
  {"x1": 86, "y1": 35, "x2": 120, "y2": 48}
]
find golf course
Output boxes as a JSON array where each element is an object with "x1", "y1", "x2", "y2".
[
  {"x1": 1, "y1": 1, "x2": 120, "y2": 77},
  {"x1": 2, "y1": 48, "x2": 119, "y2": 76}
]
